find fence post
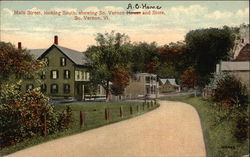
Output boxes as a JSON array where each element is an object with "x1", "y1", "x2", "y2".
[
  {"x1": 130, "y1": 106, "x2": 133, "y2": 115},
  {"x1": 80, "y1": 111, "x2": 85, "y2": 128},
  {"x1": 143, "y1": 103, "x2": 145, "y2": 110},
  {"x1": 105, "y1": 108, "x2": 109, "y2": 120},
  {"x1": 147, "y1": 102, "x2": 150, "y2": 109},
  {"x1": 120, "y1": 106, "x2": 123, "y2": 118},
  {"x1": 43, "y1": 114, "x2": 47, "y2": 137}
]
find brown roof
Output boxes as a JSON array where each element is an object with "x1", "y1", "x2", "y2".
[{"x1": 235, "y1": 44, "x2": 250, "y2": 61}]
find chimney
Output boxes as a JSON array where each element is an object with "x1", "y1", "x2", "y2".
[
  {"x1": 54, "y1": 35, "x2": 58, "y2": 45},
  {"x1": 18, "y1": 42, "x2": 22, "y2": 50}
]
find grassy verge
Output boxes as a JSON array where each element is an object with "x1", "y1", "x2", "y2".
[
  {"x1": 160, "y1": 96, "x2": 249, "y2": 157},
  {"x1": 0, "y1": 101, "x2": 159, "y2": 156}
]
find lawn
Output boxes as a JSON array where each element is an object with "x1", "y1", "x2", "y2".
[
  {"x1": 0, "y1": 100, "x2": 159, "y2": 155},
  {"x1": 160, "y1": 96, "x2": 249, "y2": 157}
]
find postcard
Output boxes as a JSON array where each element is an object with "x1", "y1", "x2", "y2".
[{"x1": 0, "y1": 1, "x2": 249, "y2": 157}]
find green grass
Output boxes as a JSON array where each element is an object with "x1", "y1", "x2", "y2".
[
  {"x1": 0, "y1": 101, "x2": 159, "y2": 155},
  {"x1": 160, "y1": 96, "x2": 249, "y2": 157}
]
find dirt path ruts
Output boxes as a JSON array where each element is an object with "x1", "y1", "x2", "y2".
[{"x1": 7, "y1": 101, "x2": 206, "y2": 157}]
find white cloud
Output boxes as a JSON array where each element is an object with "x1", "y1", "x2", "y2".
[
  {"x1": 170, "y1": 5, "x2": 207, "y2": 17},
  {"x1": 205, "y1": 10, "x2": 233, "y2": 19},
  {"x1": 236, "y1": 8, "x2": 249, "y2": 18}
]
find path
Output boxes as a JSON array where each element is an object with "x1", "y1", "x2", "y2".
[{"x1": 7, "y1": 101, "x2": 206, "y2": 157}]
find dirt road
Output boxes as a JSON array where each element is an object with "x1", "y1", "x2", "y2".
[{"x1": 7, "y1": 101, "x2": 206, "y2": 157}]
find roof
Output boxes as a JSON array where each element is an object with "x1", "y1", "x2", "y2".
[
  {"x1": 160, "y1": 79, "x2": 179, "y2": 87},
  {"x1": 55, "y1": 45, "x2": 88, "y2": 65},
  {"x1": 28, "y1": 49, "x2": 47, "y2": 59},
  {"x1": 235, "y1": 44, "x2": 250, "y2": 61},
  {"x1": 220, "y1": 61, "x2": 250, "y2": 71},
  {"x1": 28, "y1": 44, "x2": 88, "y2": 65}
]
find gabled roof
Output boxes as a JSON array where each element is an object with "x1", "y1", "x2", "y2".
[
  {"x1": 29, "y1": 44, "x2": 88, "y2": 66},
  {"x1": 29, "y1": 49, "x2": 47, "y2": 59},
  {"x1": 235, "y1": 44, "x2": 250, "y2": 61},
  {"x1": 55, "y1": 45, "x2": 88, "y2": 65},
  {"x1": 160, "y1": 79, "x2": 179, "y2": 87}
]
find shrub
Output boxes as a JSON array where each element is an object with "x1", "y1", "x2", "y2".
[
  {"x1": 232, "y1": 113, "x2": 249, "y2": 142},
  {"x1": 181, "y1": 67, "x2": 198, "y2": 89},
  {"x1": 212, "y1": 74, "x2": 248, "y2": 110},
  {"x1": 0, "y1": 85, "x2": 73, "y2": 148},
  {"x1": 57, "y1": 106, "x2": 73, "y2": 130}
]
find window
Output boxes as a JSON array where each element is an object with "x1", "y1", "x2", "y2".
[
  {"x1": 51, "y1": 70, "x2": 59, "y2": 79},
  {"x1": 63, "y1": 84, "x2": 70, "y2": 94},
  {"x1": 44, "y1": 57, "x2": 49, "y2": 66},
  {"x1": 85, "y1": 72, "x2": 90, "y2": 81},
  {"x1": 41, "y1": 71, "x2": 46, "y2": 79},
  {"x1": 64, "y1": 70, "x2": 70, "y2": 79},
  {"x1": 26, "y1": 84, "x2": 34, "y2": 90},
  {"x1": 146, "y1": 76, "x2": 150, "y2": 83},
  {"x1": 40, "y1": 84, "x2": 47, "y2": 93},
  {"x1": 51, "y1": 84, "x2": 58, "y2": 94},
  {"x1": 60, "y1": 57, "x2": 66, "y2": 66}
]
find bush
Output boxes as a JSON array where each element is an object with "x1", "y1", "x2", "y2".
[
  {"x1": 212, "y1": 74, "x2": 248, "y2": 110},
  {"x1": 210, "y1": 74, "x2": 249, "y2": 142},
  {"x1": 0, "y1": 85, "x2": 73, "y2": 148},
  {"x1": 232, "y1": 113, "x2": 249, "y2": 142}
]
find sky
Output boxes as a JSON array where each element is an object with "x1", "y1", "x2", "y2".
[{"x1": 0, "y1": 1, "x2": 249, "y2": 51}]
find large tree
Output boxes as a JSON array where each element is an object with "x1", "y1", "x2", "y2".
[
  {"x1": 185, "y1": 26, "x2": 235, "y2": 86},
  {"x1": 130, "y1": 42, "x2": 159, "y2": 73},
  {"x1": 0, "y1": 42, "x2": 42, "y2": 83},
  {"x1": 85, "y1": 31, "x2": 132, "y2": 101},
  {"x1": 157, "y1": 41, "x2": 191, "y2": 79}
]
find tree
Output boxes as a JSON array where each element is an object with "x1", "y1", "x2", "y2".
[
  {"x1": 85, "y1": 31, "x2": 132, "y2": 101},
  {"x1": 130, "y1": 42, "x2": 159, "y2": 73},
  {"x1": 156, "y1": 41, "x2": 191, "y2": 79},
  {"x1": 185, "y1": 26, "x2": 235, "y2": 86},
  {"x1": 181, "y1": 67, "x2": 198, "y2": 89},
  {"x1": 110, "y1": 67, "x2": 130, "y2": 96},
  {"x1": 0, "y1": 42, "x2": 42, "y2": 83}
]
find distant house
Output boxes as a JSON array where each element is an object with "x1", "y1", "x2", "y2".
[
  {"x1": 159, "y1": 79, "x2": 180, "y2": 93},
  {"x1": 19, "y1": 36, "x2": 105, "y2": 100},
  {"x1": 123, "y1": 73, "x2": 159, "y2": 99},
  {"x1": 216, "y1": 25, "x2": 250, "y2": 89}
]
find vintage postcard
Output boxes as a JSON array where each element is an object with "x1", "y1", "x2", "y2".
[{"x1": 0, "y1": 1, "x2": 249, "y2": 157}]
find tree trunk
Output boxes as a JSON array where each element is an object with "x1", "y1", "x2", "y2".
[{"x1": 105, "y1": 81, "x2": 110, "y2": 102}]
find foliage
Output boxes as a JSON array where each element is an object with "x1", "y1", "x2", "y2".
[
  {"x1": 130, "y1": 42, "x2": 159, "y2": 73},
  {"x1": 0, "y1": 42, "x2": 42, "y2": 82},
  {"x1": 209, "y1": 74, "x2": 249, "y2": 142},
  {"x1": 212, "y1": 74, "x2": 248, "y2": 110},
  {"x1": 181, "y1": 67, "x2": 198, "y2": 89},
  {"x1": 156, "y1": 42, "x2": 191, "y2": 79},
  {"x1": 0, "y1": 84, "x2": 73, "y2": 148},
  {"x1": 232, "y1": 112, "x2": 249, "y2": 142},
  {"x1": 85, "y1": 31, "x2": 132, "y2": 101},
  {"x1": 111, "y1": 67, "x2": 130, "y2": 96},
  {"x1": 185, "y1": 26, "x2": 235, "y2": 86},
  {"x1": 57, "y1": 106, "x2": 73, "y2": 130}
]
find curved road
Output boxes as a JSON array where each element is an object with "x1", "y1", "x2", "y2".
[{"x1": 8, "y1": 101, "x2": 206, "y2": 157}]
